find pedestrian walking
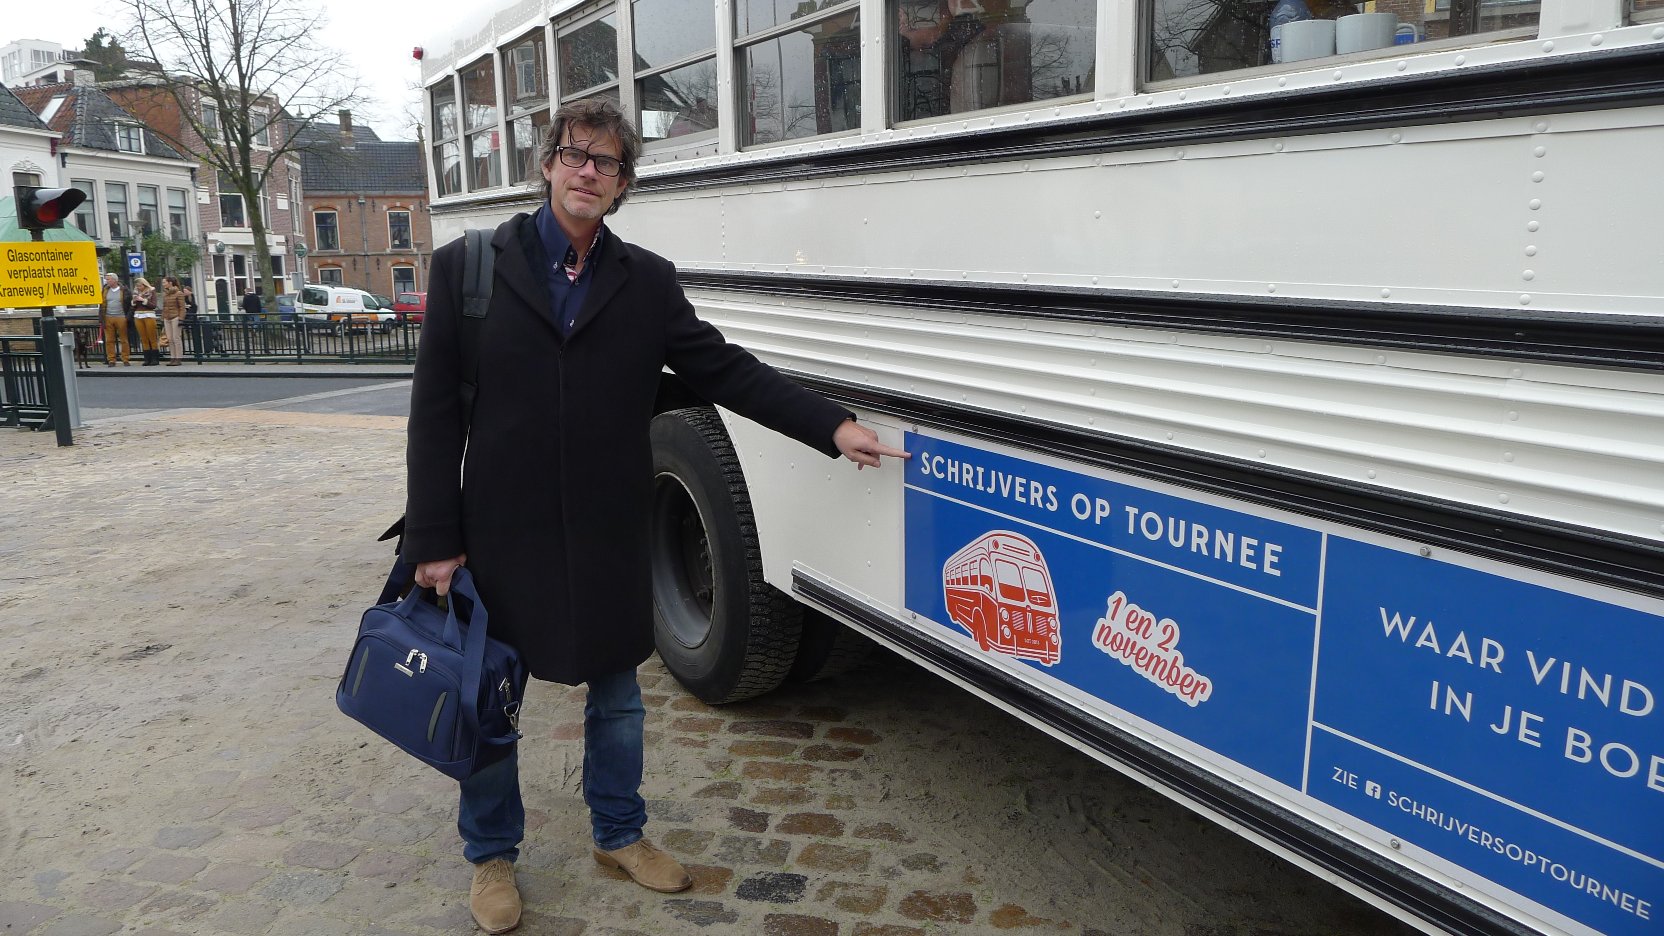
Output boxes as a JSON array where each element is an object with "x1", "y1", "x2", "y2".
[
  {"x1": 131, "y1": 276, "x2": 161, "y2": 366},
  {"x1": 99, "y1": 273, "x2": 131, "y2": 366},
  {"x1": 402, "y1": 97, "x2": 907, "y2": 935},
  {"x1": 160, "y1": 276, "x2": 186, "y2": 366}
]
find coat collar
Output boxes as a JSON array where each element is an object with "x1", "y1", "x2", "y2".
[{"x1": 493, "y1": 213, "x2": 631, "y2": 342}]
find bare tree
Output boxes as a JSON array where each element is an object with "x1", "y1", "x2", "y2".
[{"x1": 109, "y1": 0, "x2": 366, "y2": 313}]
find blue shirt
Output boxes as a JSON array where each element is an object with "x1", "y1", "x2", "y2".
[{"x1": 533, "y1": 204, "x2": 604, "y2": 339}]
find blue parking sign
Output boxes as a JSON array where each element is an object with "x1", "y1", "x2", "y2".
[{"x1": 126, "y1": 252, "x2": 144, "y2": 275}]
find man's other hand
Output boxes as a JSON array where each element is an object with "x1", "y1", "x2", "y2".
[
  {"x1": 833, "y1": 420, "x2": 910, "y2": 470},
  {"x1": 415, "y1": 554, "x2": 467, "y2": 596}
]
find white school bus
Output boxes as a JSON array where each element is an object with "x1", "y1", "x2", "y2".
[{"x1": 416, "y1": 1, "x2": 1663, "y2": 933}]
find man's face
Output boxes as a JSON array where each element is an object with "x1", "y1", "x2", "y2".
[{"x1": 542, "y1": 124, "x2": 628, "y2": 228}]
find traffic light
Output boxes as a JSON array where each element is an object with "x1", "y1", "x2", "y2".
[{"x1": 13, "y1": 185, "x2": 88, "y2": 232}]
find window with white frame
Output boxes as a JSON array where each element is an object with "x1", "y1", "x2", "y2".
[
  {"x1": 218, "y1": 172, "x2": 246, "y2": 228},
  {"x1": 167, "y1": 188, "x2": 190, "y2": 241},
  {"x1": 318, "y1": 266, "x2": 343, "y2": 285},
  {"x1": 202, "y1": 99, "x2": 219, "y2": 135},
  {"x1": 253, "y1": 108, "x2": 270, "y2": 147},
  {"x1": 114, "y1": 123, "x2": 145, "y2": 153},
  {"x1": 106, "y1": 181, "x2": 129, "y2": 238},
  {"x1": 73, "y1": 180, "x2": 98, "y2": 237},
  {"x1": 315, "y1": 210, "x2": 339, "y2": 251},
  {"x1": 894, "y1": 0, "x2": 1096, "y2": 121},
  {"x1": 392, "y1": 265, "x2": 416, "y2": 295},
  {"x1": 387, "y1": 210, "x2": 412, "y2": 250},
  {"x1": 137, "y1": 185, "x2": 160, "y2": 236}
]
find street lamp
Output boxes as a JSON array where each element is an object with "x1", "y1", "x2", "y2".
[{"x1": 357, "y1": 196, "x2": 370, "y2": 292}]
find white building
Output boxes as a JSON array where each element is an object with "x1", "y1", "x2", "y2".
[
  {"x1": 0, "y1": 81, "x2": 57, "y2": 190},
  {"x1": 0, "y1": 39, "x2": 69, "y2": 86},
  {"x1": 13, "y1": 78, "x2": 201, "y2": 289}
]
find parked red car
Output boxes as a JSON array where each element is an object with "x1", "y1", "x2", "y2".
[{"x1": 394, "y1": 291, "x2": 427, "y2": 324}]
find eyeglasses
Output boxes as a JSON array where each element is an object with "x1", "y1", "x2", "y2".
[{"x1": 554, "y1": 145, "x2": 624, "y2": 178}]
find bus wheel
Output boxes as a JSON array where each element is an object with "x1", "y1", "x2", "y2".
[
  {"x1": 787, "y1": 608, "x2": 876, "y2": 684},
  {"x1": 649, "y1": 407, "x2": 802, "y2": 704}
]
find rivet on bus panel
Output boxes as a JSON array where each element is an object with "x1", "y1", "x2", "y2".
[
  {"x1": 1333, "y1": 71, "x2": 1344, "y2": 81},
  {"x1": 1504, "y1": 451, "x2": 1515, "y2": 461},
  {"x1": 1223, "y1": 86, "x2": 1232, "y2": 95},
  {"x1": 1507, "y1": 412, "x2": 1519, "y2": 421},
  {"x1": 1534, "y1": 121, "x2": 1549, "y2": 133},
  {"x1": 1654, "y1": 26, "x2": 1664, "y2": 39},
  {"x1": 1527, "y1": 220, "x2": 1540, "y2": 232},
  {"x1": 1523, "y1": 270, "x2": 1535, "y2": 281},
  {"x1": 1521, "y1": 294, "x2": 1532, "y2": 304},
  {"x1": 1541, "y1": 41, "x2": 1554, "y2": 53},
  {"x1": 1179, "y1": 91, "x2": 1187, "y2": 100},
  {"x1": 1455, "y1": 55, "x2": 1466, "y2": 65},
  {"x1": 1396, "y1": 61, "x2": 1407, "y2": 71},
  {"x1": 1500, "y1": 494, "x2": 1511, "y2": 504},
  {"x1": 1275, "y1": 142, "x2": 1285, "y2": 151},
  {"x1": 1416, "y1": 549, "x2": 1430, "y2": 559},
  {"x1": 1381, "y1": 289, "x2": 1391, "y2": 298},
  {"x1": 1390, "y1": 132, "x2": 1402, "y2": 143},
  {"x1": 1534, "y1": 146, "x2": 1546, "y2": 157},
  {"x1": 1532, "y1": 171, "x2": 1544, "y2": 182},
  {"x1": 1268, "y1": 284, "x2": 1277, "y2": 292},
  {"x1": 1278, "y1": 78, "x2": 1288, "y2": 87},
  {"x1": 1529, "y1": 199, "x2": 1541, "y2": 210},
  {"x1": 1368, "y1": 470, "x2": 1378, "y2": 479},
  {"x1": 1092, "y1": 276, "x2": 1100, "y2": 285},
  {"x1": 1257, "y1": 450, "x2": 1267, "y2": 458},
  {"x1": 1591, "y1": 34, "x2": 1603, "y2": 45}
]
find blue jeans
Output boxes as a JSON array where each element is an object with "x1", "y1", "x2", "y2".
[{"x1": 458, "y1": 667, "x2": 647, "y2": 864}]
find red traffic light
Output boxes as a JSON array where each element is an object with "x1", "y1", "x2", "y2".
[{"x1": 14, "y1": 185, "x2": 88, "y2": 232}]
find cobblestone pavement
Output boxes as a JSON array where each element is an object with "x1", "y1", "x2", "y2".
[{"x1": 0, "y1": 406, "x2": 1416, "y2": 936}]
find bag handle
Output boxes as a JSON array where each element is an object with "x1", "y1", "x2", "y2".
[{"x1": 444, "y1": 566, "x2": 491, "y2": 752}]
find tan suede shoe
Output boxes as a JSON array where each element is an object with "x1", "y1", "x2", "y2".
[
  {"x1": 593, "y1": 838, "x2": 693, "y2": 893},
  {"x1": 469, "y1": 858, "x2": 521, "y2": 933}
]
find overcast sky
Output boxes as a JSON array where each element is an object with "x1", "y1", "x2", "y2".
[{"x1": 7, "y1": 0, "x2": 468, "y2": 140}]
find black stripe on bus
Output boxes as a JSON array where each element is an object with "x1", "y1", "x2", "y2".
[
  {"x1": 632, "y1": 44, "x2": 1664, "y2": 193},
  {"x1": 682, "y1": 271, "x2": 1664, "y2": 370},
  {"x1": 791, "y1": 572, "x2": 1535, "y2": 936},
  {"x1": 779, "y1": 374, "x2": 1664, "y2": 599}
]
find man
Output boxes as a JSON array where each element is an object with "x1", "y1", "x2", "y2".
[
  {"x1": 160, "y1": 276, "x2": 186, "y2": 366},
  {"x1": 404, "y1": 98, "x2": 906, "y2": 935},
  {"x1": 99, "y1": 273, "x2": 131, "y2": 366},
  {"x1": 240, "y1": 288, "x2": 261, "y2": 318}
]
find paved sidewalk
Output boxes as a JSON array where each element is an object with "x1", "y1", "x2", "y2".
[
  {"x1": 0, "y1": 406, "x2": 1410, "y2": 936},
  {"x1": 73, "y1": 362, "x2": 413, "y2": 379}
]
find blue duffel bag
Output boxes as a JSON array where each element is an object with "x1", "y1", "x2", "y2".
[{"x1": 336, "y1": 563, "x2": 526, "y2": 780}]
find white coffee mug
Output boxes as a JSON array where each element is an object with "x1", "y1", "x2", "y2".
[
  {"x1": 1336, "y1": 12, "x2": 1398, "y2": 54},
  {"x1": 1279, "y1": 19, "x2": 1336, "y2": 63}
]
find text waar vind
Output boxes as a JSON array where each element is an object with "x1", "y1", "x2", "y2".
[{"x1": 1381, "y1": 608, "x2": 1660, "y2": 793}]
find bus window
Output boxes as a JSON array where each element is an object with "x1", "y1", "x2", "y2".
[
  {"x1": 1147, "y1": 0, "x2": 1540, "y2": 81},
  {"x1": 558, "y1": 10, "x2": 621, "y2": 102},
  {"x1": 461, "y1": 56, "x2": 502, "y2": 190},
  {"x1": 737, "y1": 2, "x2": 861, "y2": 147},
  {"x1": 634, "y1": 0, "x2": 719, "y2": 143},
  {"x1": 980, "y1": 558, "x2": 992, "y2": 592},
  {"x1": 1634, "y1": 0, "x2": 1663, "y2": 20},
  {"x1": 893, "y1": 0, "x2": 1097, "y2": 124},
  {"x1": 429, "y1": 78, "x2": 462, "y2": 196},
  {"x1": 503, "y1": 30, "x2": 549, "y2": 185},
  {"x1": 995, "y1": 558, "x2": 1026, "y2": 603}
]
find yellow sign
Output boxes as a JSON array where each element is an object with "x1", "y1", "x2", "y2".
[{"x1": 0, "y1": 241, "x2": 101, "y2": 306}]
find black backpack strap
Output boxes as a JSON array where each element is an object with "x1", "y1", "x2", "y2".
[{"x1": 458, "y1": 228, "x2": 494, "y2": 429}]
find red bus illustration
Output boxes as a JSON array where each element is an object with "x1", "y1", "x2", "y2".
[{"x1": 942, "y1": 531, "x2": 1061, "y2": 666}]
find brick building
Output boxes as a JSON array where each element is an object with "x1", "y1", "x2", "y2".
[
  {"x1": 104, "y1": 80, "x2": 302, "y2": 315},
  {"x1": 297, "y1": 112, "x2": 431, "y2": 299}
]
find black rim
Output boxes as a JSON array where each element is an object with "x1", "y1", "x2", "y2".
[{"x1": 651, "y1": 472, "x2": 715, "y2": 648}]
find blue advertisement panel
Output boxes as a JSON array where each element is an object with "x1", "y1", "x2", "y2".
[{"x1": 902, "y1": 431, "x2": 1664, "y2": 936}]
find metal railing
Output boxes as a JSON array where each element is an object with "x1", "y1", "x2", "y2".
[
  {"x1": 0, "y1": 335, "x2": 50, "y2": 428},
  {"x1": 62, "y1": 315, "x2": 421, "y2": 365}
]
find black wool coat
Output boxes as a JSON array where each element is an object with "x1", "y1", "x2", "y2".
[{"x1": 403, "y1": 213, "x2": 851, "y2": 685}]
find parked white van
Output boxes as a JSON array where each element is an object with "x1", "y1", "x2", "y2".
[{"x1": 299, "y1": 284, "x2": 393, "y2": 332}]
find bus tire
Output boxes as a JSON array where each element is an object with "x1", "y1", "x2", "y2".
[
  {"x1": 787, "y1": 608, "x2": 876, "y2": 684},
  {"x1": 650, "y1": 406, "x2": 802, "y2": 704}
]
